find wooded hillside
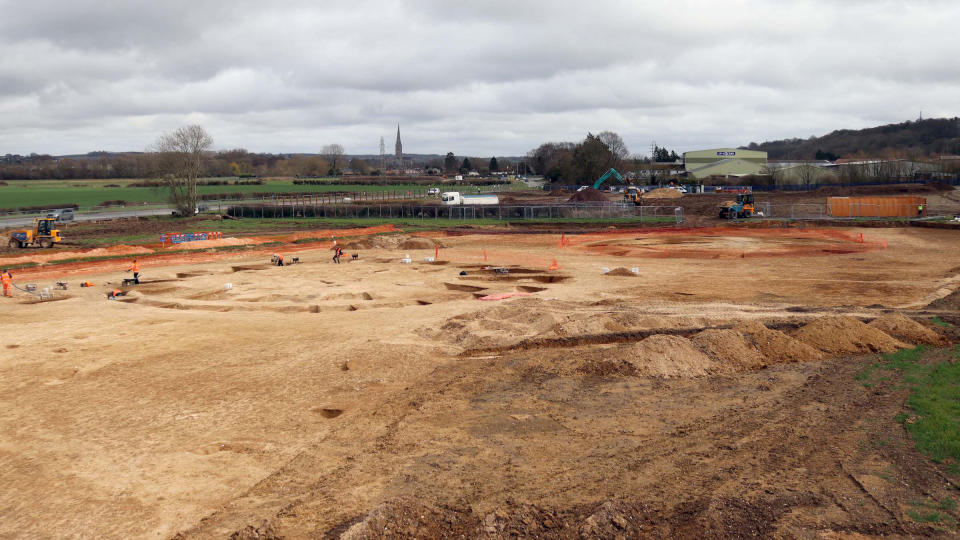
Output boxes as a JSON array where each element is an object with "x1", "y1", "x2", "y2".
[{"x1": 745, "y1": 117, "x2": 960, "y2": 159}]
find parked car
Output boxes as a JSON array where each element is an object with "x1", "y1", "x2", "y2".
[{"x1": 427, "y1": 187, "x2": 440, "y2": 196}]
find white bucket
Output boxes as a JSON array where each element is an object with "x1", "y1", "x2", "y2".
[
  {"x1": 424, "y1": 257, "x2": 435, "y2": 262},
  {"x1": 224, "y1": 283, "x2": 233, "y2": 290},
  {"x1": 601, "y1": 267, "x2": 610, "y2": 274},
  {"x1": 631, "y1": 267, "x2": 639, "y2": 275}
]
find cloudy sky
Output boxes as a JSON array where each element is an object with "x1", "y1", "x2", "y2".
[{"x1": 1, "y1": 0, "x2": 958, "y2": 157}]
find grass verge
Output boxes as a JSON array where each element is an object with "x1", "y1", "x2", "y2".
[{"x1": 859, "y1": 345, "x2": 960, "y2": 463}]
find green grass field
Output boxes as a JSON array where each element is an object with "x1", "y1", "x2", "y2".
[
  {"x1": 0, "y1": 178, "x2": 503, "y2": 210},
  {"x1": 857, "y1": 344, "x2": 960, "y2": 464}
]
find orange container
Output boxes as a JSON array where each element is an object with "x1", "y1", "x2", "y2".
[{"x1": 827, "y1": 196, "x2": 926, "y2": 218}]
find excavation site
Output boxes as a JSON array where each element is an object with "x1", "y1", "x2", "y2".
[{"x1": 1, "y1": 225, "x2": 960, "y2": 538}]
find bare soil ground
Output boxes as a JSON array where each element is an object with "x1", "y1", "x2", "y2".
[{"x1": 1, "y1": 226, "x2": 959, "y2": 538}]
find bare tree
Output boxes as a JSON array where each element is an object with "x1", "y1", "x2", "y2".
[
  {"x1": 321, "y1": 144, "x2": 345, "y2": 175},
  {"x1": 153, "y1": 124, "x2": 213, "y2": 217},
  {"x1": 796, "y1": 159, "x2": 820, "y2": 188},
  {"x1": 760, "y1": 164, "x2": 783, "y2": 186},
  {"x1": 597, "y1": 131, "x2": 630, "y2": 163}
]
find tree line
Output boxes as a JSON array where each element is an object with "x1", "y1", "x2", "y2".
[
  {"x1": 747, "y1": 117, "x2": 960, "y2": 160},
  {"x1": 0, "y1": 148, "x2": 524, "y2": 181},
  {"x1": 526, "y1": 132, "x2": 679, "y2": 184}
]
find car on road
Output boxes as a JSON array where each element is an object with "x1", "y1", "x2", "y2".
[
  {"x1": 427, "y1": 187, "x2": 440, "y2": 196},
  {"x1": 46, "y1": 209, "x2": 75, "y2": 222}
]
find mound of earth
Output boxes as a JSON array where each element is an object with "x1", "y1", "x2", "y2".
[
  {"x1": 605, "y1": 267, "x2": 637, "y2": 277},
  {"x1": 335, "y1": 498, "x2": 651, "y2": 539},
  {"x1": 735, "y1": 321, "x2": 824, "y2": 363},
  {"x1": 927, "y1": 288, "x2": 960, "y2": 310},
  {"x1": 340, "y1": 235, "x2": 442, "y2": 251},
  {"x1": 644, "y1": 188, "x2": 682, "y2": 199},
  {"x1": 550, "y1": 313, "x2": 705, "y2": 338},
  {"x1": 338, "y1": 499, "x2": 479, "y2": 539},
  {"x1": 792, "y1": 316, "x2": 908, "y2": 355},
  {"x1": 567, "y1": 188, "x2": 608, "y2": 202},
  {"x1": 339, "y1": 238, "x2": 374, "y2": 249},
  {"x1": 627, "y1": 334, "x2": 717, "y2": 377},
  {"x1": 867, "y1": 313, "x2": 945, "y2": 345},
  {"x1": 426, "y1": 298, "x2": 558, "y2": 349},
  {"x1": 691, "y1": 329, "x2": 766, "y2": 370},
  {"x1": 398, "y1": 237, "x2": 437, "y2": 250}
]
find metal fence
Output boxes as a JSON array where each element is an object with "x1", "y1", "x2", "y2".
[
  {"x1": 226, "y1": 203, "x2": 685, "y2": 223},
  {"x1": 751, "y1": 177, "x2": 960, "y2": 192},
  {"x1": 551, "y1": 178, "x2": 960, "y2": 194}
]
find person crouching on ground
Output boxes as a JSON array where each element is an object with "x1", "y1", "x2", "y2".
[
  {"x1": 1, "y1": 269, "x2": 13, "y2": 298},
  {"x1": 333, "y1": 246, "x2": 342, "y2": 264}
]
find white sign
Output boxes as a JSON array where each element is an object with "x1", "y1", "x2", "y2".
[{"x1": 717, "y1": 151, "x2": 736, "y2": 156}]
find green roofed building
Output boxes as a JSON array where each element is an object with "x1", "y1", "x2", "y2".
[{"x1": 683, "y1": 148, "x2": 767, "y2": 179}]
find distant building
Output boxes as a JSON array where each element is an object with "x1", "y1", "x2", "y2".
[{"x1": 683, "y1": 148, "x2": 767, "y2": 179}]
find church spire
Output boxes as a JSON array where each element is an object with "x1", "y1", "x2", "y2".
[{"x1": 394, "y1": 125, "x2": 402, "y2": 160}]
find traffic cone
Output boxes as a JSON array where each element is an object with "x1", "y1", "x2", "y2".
[
  {"x1": 435, "y1": 245, "x2": 439, "y2": 260},
  {"x1": 548, "y1": 259, "x2": 560, "y2": 270},
  {"x1": 558, "y1": 233, "x2": 565, "y2": 249}
]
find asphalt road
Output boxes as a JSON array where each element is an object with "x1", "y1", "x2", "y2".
[{"x1": 0, "y1": 207, "x2": 175, "y2": 229}]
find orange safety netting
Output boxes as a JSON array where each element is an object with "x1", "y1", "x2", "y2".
[{"x1": 557, "y1": 227, "x2": 886, "y2": 259}]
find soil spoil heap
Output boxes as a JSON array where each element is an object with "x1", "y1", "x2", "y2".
[
  {"x1": 734, "y1": 321, "x2": 824, "y2": 363},
  {"x1": 692, "y1": 329, "x2": 767, "y2": 370},
  {"x1": 644, "y1": 188, "x2": 683, "y2": 199},
  {"x1": 605, "y1": 267, "x2": 637, "y2": 277},
  {"x1": 627, "y1": 335, "x2": 717, "y2": 377},
  {"x1": 867, "y1": 313, "x2": 945, "y2": 345},
  {"x1": 792, "y1": 316, "x2": 908, "y2": 355},
  {"x1": 566, "y1": 188, "x2": 608, "y2": 202}
]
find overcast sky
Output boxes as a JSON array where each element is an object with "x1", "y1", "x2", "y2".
[{"x1": 1, "y1": 0, "x2": 958, "y2": 157}]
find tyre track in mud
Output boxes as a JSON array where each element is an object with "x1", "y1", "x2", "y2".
[{"x1": 173, "y1": 345, "x2": 953, "y2": 538}]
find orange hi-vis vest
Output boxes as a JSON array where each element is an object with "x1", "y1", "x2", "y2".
[
  {"x1": 1, "y1": 272, "x2": 11, "y2": 286},
  {"x1": 129, "y1": 262, "x2": 139, "y2": 272}
]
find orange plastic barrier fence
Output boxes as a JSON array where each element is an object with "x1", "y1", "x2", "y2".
[{"x1": 826, "y1": 196, "x2": 926, "y2": 218}]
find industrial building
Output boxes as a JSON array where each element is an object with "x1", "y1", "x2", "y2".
[{"x1": 683, "y1": 148, "x2": 767, "y2": 179}]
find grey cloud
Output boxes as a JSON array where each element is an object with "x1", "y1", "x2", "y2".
[{"x1": 0, "y1": 0, "x2": 958, "y2": 155}]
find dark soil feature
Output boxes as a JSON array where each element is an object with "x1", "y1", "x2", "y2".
[
  {"x1": 316, "y1": 408, "x2": 344, "y2": 419},
  {"x1": 443, "y1": 282, "x2": 487, "y2": 292},
  {"x1": 516, "y1": 285, "x2": 548, "y2": 293}
]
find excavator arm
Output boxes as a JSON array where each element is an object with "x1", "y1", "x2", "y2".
[{"x1": 592, "y1": 168, "x2": 624, "y2": 190}]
